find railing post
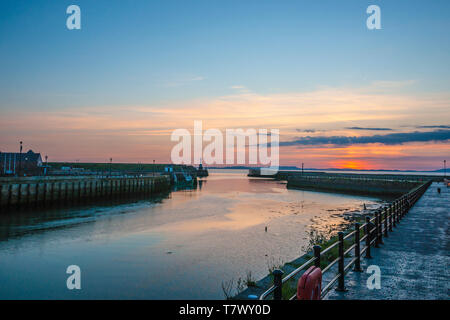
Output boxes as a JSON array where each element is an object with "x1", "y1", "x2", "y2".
[
  {"x1": 313, "y1": 245, "x2": 321, "y2": 268},
  {"x1": 354, "y1": 223, "x2": 362, "y2": 272},
  {"x1": 374, "y1": 212, "x2": 380, "y2": 248},
  {"x1": 365, "y1": 216, "x2": 372, "y2": 258},
  {"x1": 389, "y1": 205, "x2": 393, "y2": 231},
  {"x1": 273, "y1": 269, "x2": 284, "y2": 300},
  {"x1": 396, "y1": 200, "x2": 400, "y2": 224},
  {"x1": 336, "y1": 232, "x2": 346, "y2": 291},
  {"x1": 400, "y1": 198, "x2": 404, "y2": 218},
  {"x1": 406, "y1": 197, "x2": 411, "y2": 213},
  {"x1": 384, "y1": 210, "x2": 388, "y2": 237},
  {"x1": 377, "y1": 212, "x2": 384, "y2": 245},
  {"x1": 393, "y1": 202, "x2": 397, "y2": 228}
]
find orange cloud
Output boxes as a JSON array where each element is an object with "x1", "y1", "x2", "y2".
[{"x1": 0, "y1": 85, "x2": 448, "y2": 169}]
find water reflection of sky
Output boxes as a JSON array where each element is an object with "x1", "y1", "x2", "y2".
[{"x1": 0, "y1": 170, "x2": 383, "y2": 299}]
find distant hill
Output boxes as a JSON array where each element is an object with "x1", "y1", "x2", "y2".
[{"x1": 207, "y1": 166, "x2": 446, "y2": 173}]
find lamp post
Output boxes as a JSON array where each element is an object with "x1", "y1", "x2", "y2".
[
  {"x1": 109, "y1": 158, "x2": 112, "y2": 177},
  {"x1": 18, "y1": 141, "x2": 23, "y2": 176},
  {"x1": 301, "y1": 162, "x2": 304, "y2": 175},
  {"x1": 45, "y1": 155, "x2": 48, "y2": 176}
]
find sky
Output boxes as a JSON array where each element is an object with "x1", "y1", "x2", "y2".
[{"x1": 0, "y1": 0, "x2": 449, "y2": 170}]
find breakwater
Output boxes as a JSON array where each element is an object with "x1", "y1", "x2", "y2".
[
  {"x1": 0, "y1": 175, "x2": 171, "y2": 211},
  {"x1": 275, "y1": 170, "x2": 443, "y2": 182},
  {"x1": 248, "y1": 169, "x2": 441, "y2": 196},
  {"x1": 287, "y1": 175, "x2": 422, "y2": 196}
]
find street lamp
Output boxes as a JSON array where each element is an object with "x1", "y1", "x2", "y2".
[
  {"x1": 18, "y1": 141, "x2": 23, "y2": 176},
  {"x1": 153, "y1": 159, "x2": 155, "y2": 176}
]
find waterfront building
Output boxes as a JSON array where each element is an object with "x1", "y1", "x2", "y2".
[{"x1": 0, "y1": 150, "x2": 43, "y2": 176}]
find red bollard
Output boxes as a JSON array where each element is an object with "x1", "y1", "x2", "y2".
[{"x1": 297, "y1": 266, "x2": 322, "y2": 300}]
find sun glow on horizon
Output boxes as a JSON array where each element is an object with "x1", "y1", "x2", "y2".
[{"x1": 329, "y1": 160, "x2": 370, "y2": 170}]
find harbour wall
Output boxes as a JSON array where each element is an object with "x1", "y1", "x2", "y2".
[
  {"x1": 275, "y1": 170, "x2": 444, "y2": 182},
  {"x1": 287, "y1": 175, "x2": 422, "y2": 196},
  {"x1": 0, "y1": 175, "x2": 171, "y2": 211}
]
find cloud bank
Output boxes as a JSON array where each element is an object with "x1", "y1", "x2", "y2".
[
  {"x1": 346, "y1": 127, "x2": 392, "y2": 131},
  {"x1": 280, "y1": 130, "x2": 450, "y2": 146}
]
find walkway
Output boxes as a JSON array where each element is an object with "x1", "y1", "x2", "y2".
[{"x1": 325, "y1": 182, "x2": 449, "y2": 300}]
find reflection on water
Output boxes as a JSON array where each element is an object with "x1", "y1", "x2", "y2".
[{"x1": 0, "y1": 170, "x2": 383, "y2": 299}]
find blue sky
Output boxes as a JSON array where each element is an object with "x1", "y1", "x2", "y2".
[
  {"x1": 0, "y1": 0, "x2": 449, "y2": 169},
  {"x1": 1, "y1": 0, "x2": 449, "y2": 109}
]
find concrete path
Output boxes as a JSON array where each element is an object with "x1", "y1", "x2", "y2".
[{"x1": 325, "y1": 182, "x2": 449, "y2": 300}]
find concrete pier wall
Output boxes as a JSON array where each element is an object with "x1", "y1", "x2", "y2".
[
  {"x1": 276, "y1": 171, "x2": 444, "y2": 182},
  {"x1": 0, "y1": 175, "x2": 171, "y2": 210},
  {"x1": 287, "y1": 175, "x2": 421, "y2": 196}
]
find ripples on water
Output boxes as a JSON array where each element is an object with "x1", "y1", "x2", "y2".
[{"x1": 0, "y1": 170, "x2": 385, "y2": 299}]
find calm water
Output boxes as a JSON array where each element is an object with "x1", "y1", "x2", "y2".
[{"x1": 0, "y1": 170, "x2": 383, "y2": 299}]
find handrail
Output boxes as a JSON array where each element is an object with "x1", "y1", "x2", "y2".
[
  {"x1": 321, "y1": 256, "x2": 339, "y2": 274},
  {"x1": 281, "y1": 257, "x2": 316, "y2": 285},
  {"x1": 259, "y1": 180, "x2": 432, "y2": 300},
  {"x1": 343, "y1": 230, "x2": 356, "y2": 241},
  {"x1": 320, "y1": 241, "x2": 339, "y2": 255},
  {"x1": 258, "y1": 256, "x2": 316, "y2": 299}
]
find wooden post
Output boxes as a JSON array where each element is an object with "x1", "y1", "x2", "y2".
[
  {"x1": 17, "y1": 183, "x2": 22, "y2": 209},
  {"x1": 71, "y1": 182, "x2": 74, "y2": 203},
  {"x1": 0, "y1": 184, "x2": 4, "y2": 211},
  {"x1": 26, "y1": 183, "x2": 30, "y2": 207},
  {"x1": 389, "y1": 205, "x2": 393, "y2": 231},
  {"x1": 384, "y1": 210, "x2": 388, "y2": 237},
  {"x1": 7, "y1": 184, "x2": 12, "y2": 209},
  {"x1": 374, "y1": 213, "x2": 380, "y2": 248},
  {"x1": 336, "y1": 232, "x2": 346, "y2": 291},
  {"x1": 273, "y1": 269, "x2": 284, "y2": 300},
  {"x1": 43, "y1": 182, "x2": 47, "y2": 206},
  {"x1": 0, "y1": 184, "x2": 3, "y2": 211},
  {"x1": 35, "y1": 183, "x2": 39, "y2": 206},
  {"x1": 314, "y1": 245, "x2": 321, "y2": 268},
  {"x1": 377, "y1": 212, "x2": 383, "y2": 245},
  {"x1": 58, "y1": 182, "x2": 62, "y2": 204},
  {"x1": 354, "y1": 223, "x2": 362, "y2": 271},
  {"x1": 365, "y1": 216, "x2": 372, "y2": 258},
  {"x1": 50, "y1": 182, "x2": 55, "y2": 204}
]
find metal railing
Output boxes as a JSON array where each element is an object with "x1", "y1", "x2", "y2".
[{"x1": 259, "y1": 180, "x2": 432, "y2": 300}]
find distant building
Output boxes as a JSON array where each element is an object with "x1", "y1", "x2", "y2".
[{"x1": 0, "y1": 150, "x2": 43, "y2": 176}]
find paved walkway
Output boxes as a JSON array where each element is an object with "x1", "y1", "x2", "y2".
[{"x1": 325, "y1": 182, "x2": 449, "y2": 300}]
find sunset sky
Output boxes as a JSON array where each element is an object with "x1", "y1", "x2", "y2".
[{"x1": 0, "y1": 0, "x2": 449, "y2": 170}]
